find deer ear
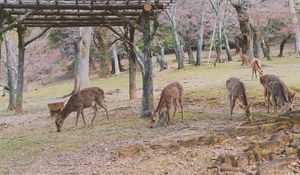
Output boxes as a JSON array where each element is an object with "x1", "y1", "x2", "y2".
[{"x1": 292, "y1": 93, "x2": 295, "y2": 98}]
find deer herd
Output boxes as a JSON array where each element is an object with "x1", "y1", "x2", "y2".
[{"x1": 54, "y1": 54, "x2": 296, "y2": 132}]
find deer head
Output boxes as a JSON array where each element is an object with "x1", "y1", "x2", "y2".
[
  {"x1": 239, "y1": 103, "x2": 252, "y2": 121},
  {"x1": 150, "y1": 112, "x2": 159, "y2": 128}
]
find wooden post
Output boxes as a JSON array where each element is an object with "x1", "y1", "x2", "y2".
[
  {"x1": 128, "y1": 27, "x2": 137, "y2": 100},
  {"x1": 16, "y1": 25, "x2": 26, "y2": 114},
  {"x1": 141, "y1": 2, "x2": 154, "y2": 117}
]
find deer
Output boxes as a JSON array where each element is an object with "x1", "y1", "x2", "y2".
[
  {"x1": 240, "y1": 54, "x2": 250, "y2": 67},
  {"x1": 266, "y1": 80, "x2": 294, "y2": 114},
  {"x1": 55, "y1": 87, "x2": 109, "y2": 132},
  {"x1": 250, "y1": 58, "x2": 263, "y2": 80},
  {"x1": 214, "y1": 53, "x2": 228, "y2": 67},
  {"x1": 150, "y1": 82, "x2": 183, "y2": 128},
  {"x1": 226, "y1": 77, "x2": 252, "y2": 121},
  {"x1": 260, "y1": 74, "x2": 295, "y2": 108}
]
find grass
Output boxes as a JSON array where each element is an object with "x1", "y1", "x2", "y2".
[{"x1": 0, "y1": 54, "x2": 299, "y2": 171}]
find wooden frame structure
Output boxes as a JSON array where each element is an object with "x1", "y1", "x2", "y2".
[
  {"x1": 0, "y1": 0, "x2": 173, "y2": 27},
  {"x1": 0, "y1": 0, "x2": 175, "y2": 116}
]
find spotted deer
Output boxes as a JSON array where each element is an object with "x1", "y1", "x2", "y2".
[
  {"x1": 260, "y1": 74, "x2": 295, "y2": 108},
  {"x1": 266, "y1": 80, "x2": 294, "y2": 114},
  {"x1": 250, "y1": 58, "x2": 263, "y2": 79},
  {"x1": 226, "y1": 77, "x2": 252, "y2": 121},
  {"x1": 241, "y1": 54, "x2": 250, "y2": 67},
  {"x1": 55, "y1": 87, "x2": 109, "y2": 132},
  {"x1": 150, "y1": 82, "x2": 183, "y2": 128}
]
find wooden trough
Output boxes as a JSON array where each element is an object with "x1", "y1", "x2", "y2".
[{"x1": 47, "y1": 98, "x2": 66, "y2": 118}]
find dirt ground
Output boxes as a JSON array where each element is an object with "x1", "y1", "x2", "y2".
[{"x1": 0, "y1": 53, "x2": 300, "y2": 175}]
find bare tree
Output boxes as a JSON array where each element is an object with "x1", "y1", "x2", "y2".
[
  {"x1": 289, "y1": 0, "x2": 300, "y2": 55},
  {"x1": 166, "y1": 4, "x2": 184, "y2": 69}
]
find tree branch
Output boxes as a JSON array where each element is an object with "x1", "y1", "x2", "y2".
[
  {"x1": 25, "y1": 27, "x2": 50, "y2": 47},
  {"x1": 109, "y1": 10, "x2": 142, "y2": 31}
]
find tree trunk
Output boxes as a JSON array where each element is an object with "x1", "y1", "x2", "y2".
[
  {"x1": 111, "y1": 43, "x2": 120, "y2": 75},
  {"x1": 215, "y1": 16, "x2": 223, "y2": 59},
  {"x1": 234, "y1": 35, "x2": 241, "y2": 53},
  {"x1": 289, "y1": 0, "x2": 300, "y2": 55},
  {"x1": 196, "y1": 0, "x2": 206, "y2": 66},
  {"x1": 278, "y1": 33, "x2": 292, "y2": 57},
  {"x1": 232, "y1": 1, "x2": 254, "y2": 60},
  {"x1": 208, "y1": 21, "x2": 217, "y2": 63},
  {"x1": 4, "y1": 34, "x2": 16, "y2": 110},
  {"x1": 252, "y1": 25, "x2": 260, "y2": 58},
  {"x1": 75, "y1": 27, "x2": 92, "y2": 91},
  {"x1": 223, "y1": 30, "x2": 232, "y2": 61},
  {"x1": 187, "y1": 39, "x2": 195, "y2": 64},
  {"x1": 261, "y1": 39, "x2": 271, "y2": 60},
  {"x1": 0, "y1": 34, "x2": 2, "y2": 89},
  {"x1": 15, "y1": 26, "x2": 25, "y2": 114},
  {"x1": 141, "y1": 7, "x2": 154, "y2": 117},
  {"x1": 95, "y1": 28, "x2": 111, "y2": 77},
  {"x1": 166, "y1": 6, "x2": 184, "y2": 69},
  {"x1": 128, "y1": 27, "x2": 137, "y2": 100}
]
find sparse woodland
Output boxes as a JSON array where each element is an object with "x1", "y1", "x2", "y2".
[{"x1": 0, "y1": 0, "x2": 300, "y2": 174}]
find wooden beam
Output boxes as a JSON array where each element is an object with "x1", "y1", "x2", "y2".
[
  {"x1": 24, "y1": 23, "x2": 124, "y2": 27},
  {"x1": 0, "y1": 3, "x2": 164, "y2": 11},
  {"x1": 0, "y1": 9, "x2": 38, "y2": 34}
]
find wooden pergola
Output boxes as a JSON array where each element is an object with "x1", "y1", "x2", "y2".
[
  {"x1": 0, "y1": 0, "x2": 175, "y2": 116},
  {"x1": 0, "y1": 0, "x2": 173, "y2": 28}
]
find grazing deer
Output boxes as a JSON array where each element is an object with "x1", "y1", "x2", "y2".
[
  {"x1": 226, "y1": 77, "x2": 252, "y2": 121},
  {"x1": 266, "y1": 80, "x2": 295, "y2": 114},
  {"x1": 250, "y1": 58, "x2": 263, "y2": 79},
  {"x1": 150, "y1": 82, "x2": 183, "y2": 128},
  {"x1": 55, "y1": 87, "x2": 109, "y2": 132},
  {"x1": 214, "y1": 53, "x2": 228, "y2": 67},
  {"x1": 260, "y1": 74, "x2": 295, "y2": 107},
  {"x1": 240, "y1": 54, "x2": 250, "y2": 67},
  {"x1": 0, "y1": 85, "x2": 9, "y2": 97}
]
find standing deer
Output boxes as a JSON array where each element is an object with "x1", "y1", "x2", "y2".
[
  {"x1": 55, "y1": 87, "x2": 109, "y2": 132},
  {"x1": 150, "y1": 82, "x2": 183, "y2": 128},
  {"x1": 226, "y1": 77, "x2": 252, "y2": 121},
  {"x1": 260, "y1": 74, "x2": 295, "y2": 107},
  {"x1": 214, "y1": 53, "x2": 228, "y2": 67},
  {"x1": 266, "y1": 80, "x2": 295, "y2": 114},
  {"x1": 250, "y1": 58, "x2": 263, "y2": 80},
  {"x1": 240, "y1": 54, "x2": 250, "y2": 67}
]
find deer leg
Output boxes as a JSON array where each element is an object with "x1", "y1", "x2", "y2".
[
  {"x1": 179, "y1": 98, "x2": 184, "y2": 123},
  {"x1": 230, "y1": 97, "x2": 236, "y2": 119},
  {"x1": 76, "y1": 111, "x2": 80, "y2": 126},
  {"x1": 267, "y1": 92, "x2": 271, "y2": 113},
  {"x1": 166, "y1": 104, "x2": 171, "y2": 125},
  {"x1": 90, "y1": 104, "x2": 98, "y2": 126},
  {"x1": 273, "y1": 97, "x2": 277, "y2": 114},
  {"x1": 96, "y1": 99, "x2": 109, "y2": 120},
  {"x1": 172, "y1": 100, "x2": 177, "y2": 122},
  {"x1": 81, "y1": 110, "x2": 87, "y2": 126}
]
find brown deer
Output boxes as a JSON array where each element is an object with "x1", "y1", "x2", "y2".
[
  {"x1": 240, "y1": 54, "x2": 250, "y2": 67},
  {"x1": 266, "y1": 80, "x2": 294, "y2": 114},
  {"x1": 250, "y1": 58, "x2": 263, "y2": 79},
  {"x1": 260, "y1": 74, "x2": 295, "y2": 108},
  {"x1": 226, "y1": 77, "x2": 252, "y2": 121},
  {"x1": 150, "y1": 82, "x2": 183, "y2": 128},
  {"x1": 214, "y1": 53, "x2": 228, "y2": 67},
  {"x1": 55, "y1": 87, "x2": 109, "y2": 132}
]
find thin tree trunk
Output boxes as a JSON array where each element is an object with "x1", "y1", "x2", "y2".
[
  {"x1": 141, "y1": 6, "x2": 154, "y2": 117},
  {"x1": 223, "y1": 30, "x2": 232, "y2": 61},
  {"x1": 187, "y1": 39, "x2": 195, "y2": 64},
  {"x1": 234, "y1": 35, "x2": 241, "y2": 53},
  {"x1": 75, "y1": 27, "x2": 92, "y2": 91},
  {"x1": 278, "y1": 33, "x2": 292, "y2": 57},
  {"x1": 166, "y1": 6, "x2": 184, "y2": 69},
  {"x1": 128, "y1": 27, "x2": 137, "y2": 100},
  {"x1": 4, "y1": 34, "x2": 16, "y2": 110},
  {"x1": 196, "y1": 0, "x2": 206, "y2": 66},
  {"x1": 95, "y1": 28, "x2": 111, "y2": 77},
  {"x1": 289, "y1": 0, "x2": 300, "y2": 55},
  {"x1": 15, "y1": 26, "x2": 25, "y2": 114},
  {"x1": 261, "y1": 39, "x2": 271, "y2": 60},
  {"x1": 0, "y1": 34, "x2": 2, "y2": 89},
  {"x1": 112, "y1": 43, "x2": 120, "y2": 75},
  {"x1": 208, "y1": 21, "x2": 217, "y2": 64}
]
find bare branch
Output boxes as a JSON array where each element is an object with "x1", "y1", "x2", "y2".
[{"x1": 25, "y1": 27, "x2": 50, "y2": 47}]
